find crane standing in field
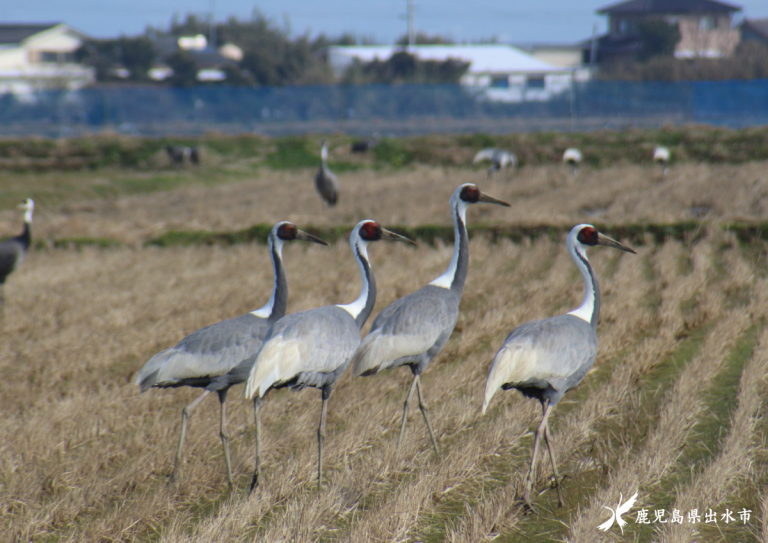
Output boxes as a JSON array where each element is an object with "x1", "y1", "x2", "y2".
[
  {"x1": 315, "y1": 140, "x2": 339, "y2": 207},
  {"x1": 351, "y1": 184, "x2": 510, "y2": 454},
  {"x1": 473, "y1": 148, "x2": 517, "y2": 178},
  {"x1": 243, "y1": 220, "x2": 415, "y2": 492},
  {"x1": 483, "y1": 224, "x2": 635, "y2": 509},
  {"x1": 563, "y1": 148, "x2": 582, "y2": 175},
  {"x1": 135, "y1": 222, "x2": 328, "y2": 488},
  {"x1": 0, "y1": 198, "x2": 34, "y2": 317},
  {"x1": 654, "y1": 145, "x2": 670, "y2": 175}
]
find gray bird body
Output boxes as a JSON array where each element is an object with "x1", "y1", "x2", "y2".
[
  {"x1": 0, "y1": 199, "x2": 34, "y2": 318},
  {"x1": 351, "y1": 184, "x2": 510, "y2": 454},
  {"x1": 315, "y1": 141, "x2": 339, "y2": 206},
  {"x1": 243, "y1": 220, "x2": 414, "y2": 492},
  {"x1": 0, "y1": 228, "x2": 29, "y2": 285},
  {"x1": 134, "y1": 221, "x2": 326, "y2": 488},
  {"x1": 474, "y1": 148, "x2": 517, "y2": 177},
  {"x1": 485, "y1": 314, "x2": 597, "y2": 408},
  {"x1": 136, "y1": 229, "x2": 288, "y2": 392},
  {"x1": 355, "y1": 284, "x2": 459, "y2": 377},
  {"x1": 137, "y1": 312, "x2": 274, "y2": 392},
  {"x1": 482, "y1": 223, "x2": 635, "y2": 509},
  {"x1": 244, "y1": 305, "x2": 362, "y2": 399}
]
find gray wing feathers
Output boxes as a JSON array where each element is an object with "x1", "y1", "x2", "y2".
[
  {"x1": 351, "y1": 285, "x2": 459, "y2": 376},
  {"x1": 315, "y1": 166, "x2": 339, "y2": 206},
  {"x1": 245, "y1": 306, "x2": 360, "y2": 398},
  {"x1": 483, "y1": 315, "x2": 597, "y2": 412},
  {"x1": 0, "y1": 239, "x2": 23, "y2": 281},
  {"x1": 136, "y1": 313, "x2": 270, "y2": 392}
]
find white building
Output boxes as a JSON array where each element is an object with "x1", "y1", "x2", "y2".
[
  {"x1": 0, "y1": 23, "x2": 94, "y2": 94},
  {"x1": 326, "y1": 44, "x2": 585, "y2": 102}
]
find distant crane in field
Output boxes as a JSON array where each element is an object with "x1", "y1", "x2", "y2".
[
  {"x1": 563, "y1": 148, "x2": 582, "y2": 174},
  {"x1": 315, "y1": 140, "x2": 339, "y2": 207},
  {"x1": 166, "y1": 145, "x2": 200, "y2": 165},
  {"x1": 243, "y1": 220, "x2": 415, "y2": 492},
  {"x1": 654, "y1": 146, "x2": 670, "y2": 175},
  {"x1": 483, "y1": 224, "x2": 635, "y2": 509},
  {"x1": 350, "y1": 134, "x2": 379, "y2": 154},
  {"x1": 0, "y1": 198, "x2": 34, "y2": 316},
  {"x1": 351, "y1": 184, "x2": 510, "y2": 454},
  {"x1": 135, "y1": 222, "x2": 328, "y2": 488},
  {"x1": 473, "y1": 148, "x2": 517, "y2": 178}
]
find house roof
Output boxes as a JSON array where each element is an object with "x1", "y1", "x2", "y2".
[
  {"x1": 597, "y1": 0, "x2": 741, "y2": 15},
  {"x1": 0, "y1": 23, "x2": 60, "y2": 45},
  {"x1": 327, "y1": 45, "x2": 570, "y2": 74},
  {"x1": 741, "y1": 18, "x2": 768, "y2": 39}
]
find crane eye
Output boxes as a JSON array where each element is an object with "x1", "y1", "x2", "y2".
[
  {"x1": 359, "y1": 221, "x2": 381, "y2": 241},
  {"x1": 459, "y1": 185, "x2": 480, "y2": 203},
  {"x1": 277, "y1": 223, "x2": 297, "y2": 240},
  {"x1": 577, "y1": 226, "x2": 598, "y2": 245}
]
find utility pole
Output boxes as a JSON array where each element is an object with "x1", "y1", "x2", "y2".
[
  {"x1": 407, "y1": 0, "x2": 415, "y2": 49},
  {"x1": 209, "y1": 0, "x2": 217, "y2": 49}
]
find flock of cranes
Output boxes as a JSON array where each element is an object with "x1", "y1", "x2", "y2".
[
  {"x1": 130, "y1": 180, "x2": 635, "y2": 506},
  {"x1": 0, "y1": 140, "x2": 645, "y2": 510}
]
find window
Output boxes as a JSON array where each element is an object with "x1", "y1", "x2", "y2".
[
  {"x1": 490, "y1": 76, "x2": 509, "y2": 88},
  {"x1": 526, "y1": 76, "x2": 545, "y2": 89},
  {"x1": 40, "y1": 51, "x2": 58, "y2": 63}
]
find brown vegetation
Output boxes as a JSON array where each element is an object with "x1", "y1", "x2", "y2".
[
  {"x1": 3, "y1": 160, "x2": 768, "y2": 247},
  {"x1": 0, "y1": 162, "x2": 766, "y2": 541}
]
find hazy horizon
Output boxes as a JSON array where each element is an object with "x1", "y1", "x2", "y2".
[{"x1": 2, "y1": 0, "x2": 767, "y2": 45}]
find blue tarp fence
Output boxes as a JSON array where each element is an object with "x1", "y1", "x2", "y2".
[{"x1": 0, "y1": 79, "x2": 766, "y2": 137}]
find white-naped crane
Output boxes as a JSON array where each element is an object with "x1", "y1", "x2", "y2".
[
  {"x1": 0, "y1": 198, "x2": 34, "y2": 316},
  {"x1": 351, "y1": 184, "x2": 510, "y2": 454},
  {"x1": 654, "y1": 145, "x2": 670, "y2": 175},
  {"x1": 135, "y1": 222, "x2": 328, "y2": 488},
  {"x1": 315, "y1": 139, "x2": 339, "y2": 207},
  {"x1": 483, "y1": 224, "x2": 635, "y2": 509},
  {"x1": 473, "y1": 148, "x2": 517, "y2": 178},
  {"x1": 563, "y1": 148, "x2": 582, "y2": 174},
  {"x1": 243, "y1": 220, "x2": 415, "y2": 492}
]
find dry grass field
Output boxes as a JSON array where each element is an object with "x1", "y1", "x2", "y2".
[
  {"x1": 1, "y1": 158, "x2": 768, "y2": 542},
  {"x1": 2, "y1": 159, "x2": 768, "y2": 247}
]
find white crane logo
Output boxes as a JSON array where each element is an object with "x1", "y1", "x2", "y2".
[{"x1": 598, "y1": 491, "x2": 639, "y2": 534}]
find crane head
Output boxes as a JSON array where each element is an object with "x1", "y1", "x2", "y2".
[
  {"x1": 574, "y1": 225, "x2": 635, "y2": 254},
  {"x1": 275, "y1": 221, "x2": 329, "y2": 246},
  {"x1": 458, "y1": 184, "x2": 510, "y2": 207},
  {"x1": 17, "y1": 198, "x2": 34, "y2": 211},
  {"x1": 357, "y1": 220, "x2": 416, "y2": 245}
]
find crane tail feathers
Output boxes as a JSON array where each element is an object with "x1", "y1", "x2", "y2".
[{"x1": 244, "y1": 337, "x2": 301, "y2": 399}]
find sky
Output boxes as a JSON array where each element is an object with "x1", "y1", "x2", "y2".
[{"x1": 2, "y1": 0, "x2": 767, "y2": 44}]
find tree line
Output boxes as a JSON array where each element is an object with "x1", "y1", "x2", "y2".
[{"x1": 75, "y1": 14, "x2": 469, "y2": 87}]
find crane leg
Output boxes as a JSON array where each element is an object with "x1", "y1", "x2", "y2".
[
  {"x1": 216, "y1": 389, "x2": 233, "y2": 490},
  {"x1": 415, "y1": 376, "x2": 439, "y2": 455},
  {"x1": 524, "y1": 400, "x2": 553, "y2": 509},
  {"x1": 317, "y1": 387, "x2": 330, "y2": 492},
  {"x1": 396, "y1": 376, "x2": 419, "y2": 455},
  {"x1": 543, "y1": 419, "x2": 564, "y2": 508},
  {"x1": 170, "y1": 389, "x2": 211, "y2": 484},
  {"x1": 249, "y1": 396, "x2": 262, "y2": 494}
]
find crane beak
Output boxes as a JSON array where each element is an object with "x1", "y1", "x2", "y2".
[
  {"x1": 380, "y1": 228, "x2": 417, "y2": 246},
  {"x1": 296, "y1": 229, "x2": 330, "y2": 246},
  {"x1": 479, "y1": 192, "x2": 511, "y2": 207},
  {"x1": 597, "y1": 233, "x2": 636, "y2": 254}
]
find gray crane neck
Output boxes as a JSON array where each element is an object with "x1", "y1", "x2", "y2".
[
  {"x1": 450, "y1": 212, "x2": 469, "y2": 296},
  {"x1": 18, "y1": 222, "x2": 31, "y2": 250},
  {"x1": 354, "y1": 245, "x2": 377, "y2": 329},
  {"x1": 268, "y1": 242, "x2": 288, "y2": 324},
  {"x1": 575, "y1": 249, "x2": 601, "y2": 330}
]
